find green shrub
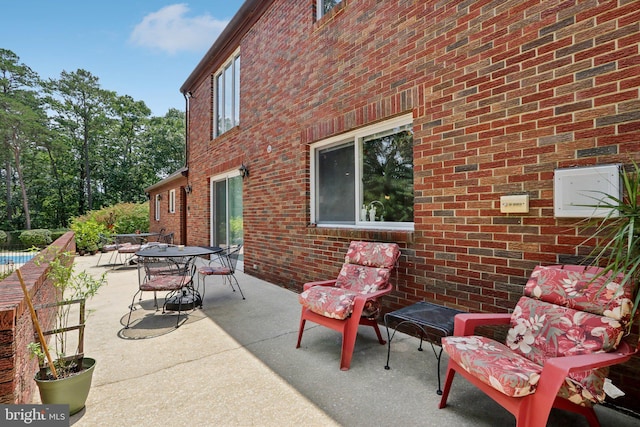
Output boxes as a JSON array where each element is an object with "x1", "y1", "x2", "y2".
[
  {"x1": 0, "y1": 230, "x2": 7, "y2": 244},
  {"x1": 72, "y1": 202, "x2": 149, "y2": 235},
  {"x1": 19, "y1": 229, "x2": 52, "y2": 248},
  {"x1": 71, "y1": 219, "x2": 108, "y2": 252}
]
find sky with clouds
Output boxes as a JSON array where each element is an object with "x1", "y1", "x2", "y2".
[{"x1": 1, "y1": 1, "x2": 244, "y2": 116}]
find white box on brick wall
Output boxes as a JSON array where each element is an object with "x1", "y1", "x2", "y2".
[{"x1": 553, "y1": 164, "x2": 621, "y2": 218}]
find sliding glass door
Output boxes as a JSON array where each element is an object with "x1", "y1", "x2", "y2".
[{"x1": 210, "y1": 172, "x2": 243, "y2": 248}]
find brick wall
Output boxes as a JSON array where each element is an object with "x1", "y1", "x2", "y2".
[
  {"x1": 0, "y1": 232, "x2": 74, "y2": 403},
  {"x1": 148, "y1": 179, "x2": 187, "y2": 245},
  {"x1": 184, "y1": 0, "x2": 640, "y2": 412}
]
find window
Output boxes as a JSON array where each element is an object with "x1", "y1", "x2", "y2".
[
  {"x1": 155, "y1": 194, "x2": 161, "y2": 221},
  {"x1": 169, "y1": 189, "x2": 176, "y2": 213},
  {"x1": 311, "y1": 115, "x2": 414, "y2": 229},
  {"x1": 213, "y1": 51, "x2": 240, "y2": 137},
  {"x1": 317, "y1": 0, "x2": 342, "y2": 19}
]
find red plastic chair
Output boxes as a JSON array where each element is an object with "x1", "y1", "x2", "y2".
[
  {"x1": 438, "y1": 265, "x2": 637, "y2": 427},
  {"x1": 296, "y1": 241, "x2": 401, "y2": 370}
]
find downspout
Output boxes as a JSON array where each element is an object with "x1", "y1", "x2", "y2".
[
  {"x1": 182, "y1": 90, "x2": 191, "y2": 246},
  {"x1": 183, "y1": 91, "x2": 191, "y2": 170}
]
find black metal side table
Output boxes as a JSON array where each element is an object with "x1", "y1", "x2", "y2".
[{"x1": 384, "y1": 301, "x2": 463, "y2": 394}]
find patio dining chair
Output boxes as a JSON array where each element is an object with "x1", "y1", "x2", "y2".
[
  {"x1": 198, "y1": 244, "x2": 245, "y2": 303},
  {"x1": 95, "y1": 233, "x2": 117, "y2": 266},
  {"x1": 296, "y1": 241, "x2": 401, "y2": 370},
  {"x1": 125, "y1": 254, "x2": 197, "y2": 328},
  {"x1": 111, "y1": 235, "x2": 143, "y2": 268},
  {"x1": 438, "y1": 265, "x2": 637, "y2": 427}
]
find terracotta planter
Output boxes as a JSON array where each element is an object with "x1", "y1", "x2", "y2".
[{"x1": 34, "y1": 358, "x2": 96, "y2": 415}]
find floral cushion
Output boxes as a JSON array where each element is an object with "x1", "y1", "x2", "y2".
[
  {"x1": 117, "y1": 243, "x2": 141, "y2": 253},
  {"x1": 299, "y1": 287, "x2": 360, "y2": 320},
  {"x1": 199, "y1": 266, "x2": 231, "y2": 275},
  {"x1": 442, "y1": 336, "x2": 542, "y2": 397},
  {"x1": 525, "y1": 265, "x2": 633, "y2": 324},
  {"x1": 507, "y1": 297, "x2": 624, "y2": 363},
  {"x1": 335, "y1": 264, "x2": 391, "y2": 293},
  {"x1": 442, "y1": 265, "x2": 630, "y2": 406},
  {"x1": 344, "y1": 241, "x2": 400, "y2": 268},
  {"x1": 442, "y1": 335, "x2": 606, "y2": 404},
  {"x1": 299, "y1": 241, "x2": 401, "y2": 319},
  {"x1": 140, "y1": 275, "x2": 185, "y2": 292}
]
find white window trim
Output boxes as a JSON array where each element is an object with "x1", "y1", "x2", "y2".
[
  {"x1": 317, "y1": 0, "x2": 342, "y2": 20},
  {"x1": 310, "y1": 114, "x2": 414, "y2": 231},
  {"x1": 154, "y1": 194, "x2": 161, "y2": 221},
  {"x1": 169, "y1": 189, "x2": 176, "y2": 214},
  {"x1": 209, "y1": 169, "x2": 241, "y2": 248},
  {"x1": 213, "y1": 48, "x2": 241, "y2": 138}
]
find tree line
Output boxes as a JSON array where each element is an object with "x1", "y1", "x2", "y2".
[{"x1": 0, "y1": 48, "x2": 185, "y2": 231}]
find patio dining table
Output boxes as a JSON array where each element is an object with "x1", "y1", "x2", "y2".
[
  {"x1": 135, "y1": 245, "x2": 221, "y2": 310},
  {"x1": 109, "y1": 232, "x2": 161, "y2": 269}
]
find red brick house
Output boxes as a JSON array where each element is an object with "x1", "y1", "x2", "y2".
[
  {"x1": 145, "y1": 167, "x2": 188, "y2": 244},
  {"x1": 151, "y1": 0, "x2": 640, "y2": 412}
]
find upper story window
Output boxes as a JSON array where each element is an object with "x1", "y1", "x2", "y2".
[
  {"x1": 311, "y1": 114, "x2": 414, "y2": 230},
  {"x1": 213, "y1": 50, "x2": 240, "y2": 137},
  {"x1": 169, "y1": 189, "x2": 176, "y2": 213},
  {"x1": 317, "y1": 0, "x2": 343, "y2": 19}
]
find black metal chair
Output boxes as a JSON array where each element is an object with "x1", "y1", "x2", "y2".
[
  {"x1": 126, "y1": 254, "x2": 197, "y2": 328},
  {"x1": 198, "y1": 244, "x2": 245, "y2": 303}
]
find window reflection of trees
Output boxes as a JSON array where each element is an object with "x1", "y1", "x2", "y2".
[{"x1": 362, "y1": 129, "x2": 414, "y2": 222}]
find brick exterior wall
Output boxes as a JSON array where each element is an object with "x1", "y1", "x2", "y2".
[
  {"x1": 180, "y1": 0, "x2": 640, "y2": 412},
  {"x1": 0, "y1": 232, "x2": 75, "y2": 404},
  {"x1": 148, "y1": 177, "x2": 187, "y2": 245}
]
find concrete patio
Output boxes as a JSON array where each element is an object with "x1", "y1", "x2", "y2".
[{"x1": 37, "y1": 253, "x2": 639, "y2": 426}]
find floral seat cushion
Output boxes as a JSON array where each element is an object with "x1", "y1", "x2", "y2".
[
  {"x1": 299, "y1": 263, "x2": 391, "y2": 319},
  {"x1": 299, "y1": 241, "x2": 400, "y2": 320},
  {"x1": 117, "y1": 243, "x2": 141, "y2": 253},
  {"x1": 442, "y1": 335, "x2": 607, "y2": 404},
  {"x1": 199, "y1": 266, "x2": 231, "y2": 275},
  {"x1": 140, "y1": 275, "x2": 185, "y2": 292},
  {"x1": 442, "y1": 265, "x2": 632, "y2": 406},
  {"x1": 298, "y1": 286, "x2": 360, "y2": 320}
]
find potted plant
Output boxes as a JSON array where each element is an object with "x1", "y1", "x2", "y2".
[
  {"x1": 71, "y1": 218, "x2": 107, "y2": 255},
  {"x1": 24, "y1": 249, "x2": 106, "y2": 415},
  {"x1": 581, "y1": 161, "x2": 640, "y2": 327}
]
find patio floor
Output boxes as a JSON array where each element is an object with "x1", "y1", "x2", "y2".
[{"x1": 36, "y1": 253, "x2": 639, "y2": 426}]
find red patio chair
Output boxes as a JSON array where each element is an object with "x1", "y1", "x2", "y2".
[
  {"x1": 296, "y1": 241, "x2": 401, "y2": 370},
  {"x1": 438, "y1": 265, "x2": 637, "y2": 427}
]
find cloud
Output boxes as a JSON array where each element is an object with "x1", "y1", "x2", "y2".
[{"x1": 130, "y1": 3, "x2": 229, "y2": 54}]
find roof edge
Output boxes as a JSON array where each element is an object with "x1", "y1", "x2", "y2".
[
  {"x1": 145, "y1": 167, "x2": 188, "y2": 192},
  {"x1": 180, "y1": 0, "x2": 274, "y2": 93}
]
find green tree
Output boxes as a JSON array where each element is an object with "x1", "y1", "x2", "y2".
[
  {"x1": 0, "y1": 49, "x2": 48, "y2": 229},
  {"x1": 0, "y1": 51, "x2": 185, "y2": 231},
  {"x1": 142, "y1": 108, "x2": 185, "y2": 179},
  {"x1": 45, "y1": 69, "x2": 114, "y2": 214}
]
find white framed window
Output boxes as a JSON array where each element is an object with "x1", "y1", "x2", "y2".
[
  {"x1": 317, "y1": 0, "x2": 342, "y2": 19},
  {"x1": 213, "y1": 50, "x2": 241, "y2": 137},
  {"x1": 169, "y1": 189, "x2": 176, "y2": 213},
  {"x1": 311, "y1": 114, "x2": 414, "y2": 230},
  {"x1": 155, "y1": 194, "x2": 161, "y2": 221}
]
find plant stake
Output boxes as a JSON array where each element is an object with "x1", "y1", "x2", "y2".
[{"x1": 17, "y1": 269, "x2": 58, "y2": 379}]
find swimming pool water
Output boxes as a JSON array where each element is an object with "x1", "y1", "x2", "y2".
[{"x1": 0, "y1": 254, "x2": 36, "y2": 264}]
